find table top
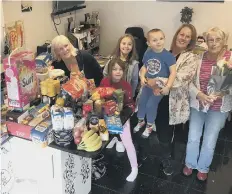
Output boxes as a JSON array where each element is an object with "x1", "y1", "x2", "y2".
[{"x1": 4, "y1": 107, "x2": 133, "y2": 159}]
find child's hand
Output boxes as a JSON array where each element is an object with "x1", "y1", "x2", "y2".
[
  {"x1": 140, "y1": 76, "x2": 147, "y2": 87},
  {"x1": 153, "y1": 88, "x2": 161, "y2": 96},
  {"x1": 160, "y1": 86, "x2": 170, "y2": 95}
]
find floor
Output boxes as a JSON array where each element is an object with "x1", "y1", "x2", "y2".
[{"x1": 91, "y1": 113, "x2": 232, "y2": 194}]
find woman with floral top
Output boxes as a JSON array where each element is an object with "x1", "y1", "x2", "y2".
[
  {"x1": 183, "y1": 27, "x2": 232, "y2": 181},
  {"x1": 154, "y1": 24, "x2": 199, "y2": 176}
]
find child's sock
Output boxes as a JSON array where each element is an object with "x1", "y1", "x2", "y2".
[{"x1": 126, "y1": 167, "x2": 138, "y2": 182}]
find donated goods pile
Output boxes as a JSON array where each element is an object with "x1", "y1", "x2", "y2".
[{"x1": 1, "y1": 50, "x2": 126, "y2": 153}]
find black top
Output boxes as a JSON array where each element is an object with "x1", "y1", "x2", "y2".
[{"x1": 52, "y1": 50, "x2": 103, "y2": 87}]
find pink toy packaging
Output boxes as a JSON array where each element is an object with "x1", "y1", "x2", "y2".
[{"x1": 3, "y1": 50, "x2": 38, "y2": 108}]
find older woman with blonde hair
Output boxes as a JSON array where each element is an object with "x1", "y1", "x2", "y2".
[
  {"x1": 183, "y1": 27, "x2": 232, "y2": 181},
  {"x1": 51, "y1": 35, "x2": 103, "y2": 86}
]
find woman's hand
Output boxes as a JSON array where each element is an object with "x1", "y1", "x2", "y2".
[
  {"x1": 160, "y1": 86, "x2": 170, "y2": 96},
  {"x1": 197, "y1": 92, "x2": 217, "y2": 106},
  {"x1": 226, "y1": 60, "x2": 232, "y2": 69}
]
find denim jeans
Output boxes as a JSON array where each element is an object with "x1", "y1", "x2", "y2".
[
  {"x1": 137, "y1": 86, "x2": 163, "y2": 123},
  {"x1": 185, "y1": 108, "x2": 228, "y2": 173}
]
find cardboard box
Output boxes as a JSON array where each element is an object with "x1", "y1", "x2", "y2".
[
  {"x1": 30, "y1": 120, "x2": 53, "y2": 148},
  {"x1": 6, "y1": 121, "x2": 33, "y2": 140},
  {"x1": 6, "y1": 110, "x2": 29, "y2": 123},
  {"x1": 3, "y1": 51, "x2": 38, "y2": 108}
]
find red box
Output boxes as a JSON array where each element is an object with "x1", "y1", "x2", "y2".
[{"x1": 6, "y1": 121, "x2": 32, "y2": 140}]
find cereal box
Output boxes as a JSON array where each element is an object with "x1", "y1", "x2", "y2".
[{"x1": 3, "y1": 51, "x2": 38, "y2": 108}]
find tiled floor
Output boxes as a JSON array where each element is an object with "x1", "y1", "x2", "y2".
[{"x1": 91, "y1": 114, "x2": 232, "y2": 194}]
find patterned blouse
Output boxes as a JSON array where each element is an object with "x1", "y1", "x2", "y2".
[{"x1": 169, "y1": 51, "x2": 199, "y2": 125}]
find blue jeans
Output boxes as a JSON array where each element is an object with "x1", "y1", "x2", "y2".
[
  {"x1": 137, "y1": 86, "x2": 163, "y2": 123},
  {"x1": 185, "y1": 108, "x2": 228, "y2": 173}
]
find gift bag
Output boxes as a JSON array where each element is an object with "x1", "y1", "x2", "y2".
[{"x1": 3, "y1": 48, "x2": 38, "y2": 108}]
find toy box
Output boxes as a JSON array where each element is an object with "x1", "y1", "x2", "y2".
[{"x1": 3, "y1": 50, "x2": 38, "y2": 108}]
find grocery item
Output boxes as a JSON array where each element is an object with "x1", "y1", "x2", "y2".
[
  {"x1": 55, "y1": 97, "x2": 65, "y2": 107},
  {"x1": 63, "y1": 107, "x2": 74, "y2": 130},
  {"x1": 91, "y1": 87, "x2": 115, "y2": 100},
  {"x1": 103, "y1": 100, "x2": 117, "y2": 116},
  {"x1": 104, "y1": 115, "x2": 123, "y2": 134},
  {"x1": 94, "y1": 99, "x2": 105, "y2": 116},
  {"x1": 31, "y1": 120, "x2": 53, "y2": 148},
  {"x1": 3, "y1": 50, "x2": 38, "y2": 108},
  {"x1": 89, "y1": 114, "x2": 99, "y2": 130},
  {"x1": 73, "y1": 118, "x2": 87, "y2": 145},
  {"x1": 77, "y1": 129, "x2": 102, "y2": 152},
  {"x1": 51, "y1": 105, "x2": 64, "y2": 131},
  {"x1": 113, "y1": 89, "x2": 124, "y2": 112},
  {"x1": 28, "y1": 110, "x2": 50, "y2": 127}
]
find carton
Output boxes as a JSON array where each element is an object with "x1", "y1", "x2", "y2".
[
  {"x1": 30, "y1": 120, "x2": 54, "y2": 148},
  {"x1": 3, "y1": 50, "x2": 38, "y2": 108}
]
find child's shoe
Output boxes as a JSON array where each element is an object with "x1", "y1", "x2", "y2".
[
  {"x1": 142, "y1": 123, "x2": 154, "y2": 138},
  {"x1": 106, "y1": 137, "x2": 118, "y2": 149},
  {"x1": 133, "y1": 119, "x2": 145, "y2": 133},
  {"x1": 116, "y1": 141, "x2": 125, "y2": 152}
]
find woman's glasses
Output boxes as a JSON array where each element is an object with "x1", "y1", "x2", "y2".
[{"x1": 207, "y1": 38, "x2": 222, "y2": 44}]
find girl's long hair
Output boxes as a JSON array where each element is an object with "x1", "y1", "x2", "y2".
[{"x1": 111, "y1": 34, "x2": 138, "y2": 64}]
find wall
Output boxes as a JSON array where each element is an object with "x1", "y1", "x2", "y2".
[
  {"x1": 90, "y1": 1, "x2": 232, "y2": 55},
  {"x1": 2, "y1": 1, "x2": 99, "y2": 52},
  {"x1": 2, "y1": 1, "x2": 232, "y2": 55}
]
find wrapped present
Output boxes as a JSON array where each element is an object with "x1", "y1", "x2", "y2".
[{"x1": 103, "y1": 100, "x2": 117, "y2": 116}]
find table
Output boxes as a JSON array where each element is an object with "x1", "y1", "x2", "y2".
[
  {"x1": 0, "y1": 108, "x2": 133, "y2": 194},
  {"x1": 0, "y1": 136, "x2": 108, "y2": 194}
]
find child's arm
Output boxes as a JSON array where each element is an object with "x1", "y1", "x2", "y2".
[
  {"x1": 161, "y1": 64, "x2": 176, "y2": 95},
  {"x1": 139, "y1": 65, "x2": 148, "y2": 86}
]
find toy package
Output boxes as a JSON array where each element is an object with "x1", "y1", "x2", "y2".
[{"x1": 3, "y1": 50, "x2": 38, "y2": 108}]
